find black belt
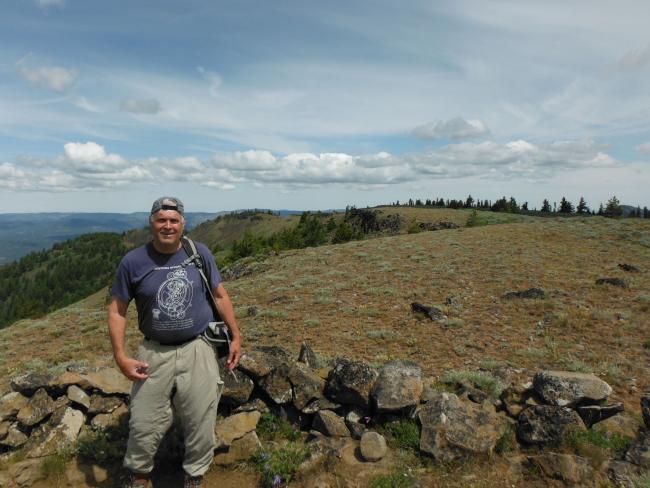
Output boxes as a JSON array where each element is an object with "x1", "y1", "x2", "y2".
[{"x1": 144, "y1": 335, "x2": 199, "y2": 347}]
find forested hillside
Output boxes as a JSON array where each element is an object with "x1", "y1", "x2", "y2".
[{"x1": 0, "y1": 233, "x2": 129, "y2": 329}]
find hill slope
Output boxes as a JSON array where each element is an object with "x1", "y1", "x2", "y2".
[{"x1": 1, "y1": 213, "x2": 648, "y2": 407}]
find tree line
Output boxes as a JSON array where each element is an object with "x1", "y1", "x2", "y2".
[{"x1": 390, "y1": 195, "x2": 648, "y2": 218}]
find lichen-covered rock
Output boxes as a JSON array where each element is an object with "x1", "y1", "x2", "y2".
[
  {"x1": 17, "y1": 388, "x2": 56, "y2": 427},
  {"x1": 0, "y1": 391, "x2": 29, "y2": 421},
  {"x1": 289, "y1": 362, "x2": 325, "y2": 410},
  {"x1": 302, "y1": 397, "x2": 341, "y2": 415},
  {"x1": 533, "y1": 371, "x2": 612, "y2": 407},
  {"x1": 88, "y1": 394, "x2": 124, "y2": 414},
  {"x1": 371, "y1": 360, "x2": 422, "y2": 412},
  {"x1": 67, "y1": 385, "x2": 90, "y2": 409},
  {"x1": 325, "y1": 358, "x2": 378, "y2": 408},
  {"x1": 238, "y1": 346, "x2": 291, "y2": 379},
  {"x1": 517, "y1": 405, "x2": 585, "y2": 445},
  {"x1": 213, "y1": 431, "x2": 262, "y2": 466},
  {"x1": 80, "y1": 368, "x2": 131, "y2": 395},
  {"x1": 360, "y1": 431, "x2": 387, "y2": 462},
  {"x1": 625, "y1": 431, "x2": 650, "y2": 469},
  {"x1": 214, "y1": 411, "x2": 261, "y2": 449},
  {"x1": 90, "y1": 403, "x2": 128, "y2": 430},
  {"x1": 220, "y1": 366, "x2": 255, "y2": 407},
  {"x1": 1, "y1": 422, "x2": 28, "y2": 448},
  {"x1": 10, "y1": 372, "x2": 55, "y2": 395},
  {"x1": 298, "y1": 342, "x2": 319, "y2": 369},
  {"x1": 418, "y1": 391, "x2": 504, "y2": 461},
  {"x1": 259, "y1": 364, "x2": 293, "y2": 404},
  {"x1": 503, "y1": 287, "x2": 546, "y2": 300},
  {"x1": 576, "y1": 402, "x2": 624, "y2": 428},
  {"x1": 312, "y1": 410, "x2": 350, "y2": 437},
  {"x1": 27, "y1": 407, "x2": 84, "y2": 458}
]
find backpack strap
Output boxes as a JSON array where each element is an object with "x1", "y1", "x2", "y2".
[{"x1": 181, "y1": 236, "x2": 222, "y2": 321}]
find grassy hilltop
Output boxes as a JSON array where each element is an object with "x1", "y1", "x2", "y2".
[{"x1": 1, "y1": 207, "x2": 648, "y2": 406}]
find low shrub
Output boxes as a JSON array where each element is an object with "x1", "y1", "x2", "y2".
[
  {"x1": 256, "y1": 412, "x2": 301, "y2": 442},
  {"x1": 370, "y1": 467, "x2": 417, "y2": 488},
  {"x1": 252, "y1": 443, "x2": 308, "y2": 488},
  {"x1": 441, "y1": 370, "x2": 504, "y2": 399}
]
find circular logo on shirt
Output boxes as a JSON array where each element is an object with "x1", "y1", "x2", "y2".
[{"x1": 157, "y1": 268, "x2": 193, "y2": 319}]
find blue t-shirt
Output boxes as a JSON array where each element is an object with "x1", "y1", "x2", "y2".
[{"x1": 111, "y1": 241, "x2": 222, "y2": 344}]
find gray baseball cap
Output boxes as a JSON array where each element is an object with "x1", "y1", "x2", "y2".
[{"x1": 151, "y1": 197, "x2": 184, "y2": 216}]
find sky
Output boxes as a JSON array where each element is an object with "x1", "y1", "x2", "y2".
[{"x1": 1, "y1": 0, "x2": 649, "y2": 213}]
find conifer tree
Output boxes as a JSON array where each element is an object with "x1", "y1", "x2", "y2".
[
  {"x1": 604, "y1": 196, "x2": 622, "y2": 218},
  {"x1": 558, "y1": 197, "x2": 574, "y2": 214},
  {"x1": 644, "y1": 207, "x2": 649, "y2": 219},
  {"x1": 541, "y1": 199, "x2": 552, "y2": 212},
  {"x1": 576, "y1": 197, "x2": 588, "y2": 214}
]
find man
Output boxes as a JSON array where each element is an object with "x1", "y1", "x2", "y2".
[{"x1": 108, "y1": 197, "x2": 242, "y2": 488}]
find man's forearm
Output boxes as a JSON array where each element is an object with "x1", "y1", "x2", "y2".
[{"x1": 108, "y1": 311, "x2": 128, "y2": 361}]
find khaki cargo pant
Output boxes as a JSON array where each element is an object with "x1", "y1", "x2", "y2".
[{"x1": 123, "y1": 336, "x2": 224, "y2": 477}]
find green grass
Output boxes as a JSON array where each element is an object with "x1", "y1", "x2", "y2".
[
  {"x1": 566, "y1": 428, "x2": 631, "y2": 467},
  {"x1": 379, "y1": 419, "x2": 421, "y2": 452},
  {"x1": 255, "y1": 412, "x2": 301, "y2": 442},
  {"x1": 441, "y1": 370, "x2": 504, "y2": 399},
  {"x1": 631, "y1": 471, "x2": 650, "y2": 488},
  {"x1": 369, "y1": 468, "x2": 417, "y2": 488},
  {"x1": 39, "y1": 445, "x2": 75, "y2": 485},
  {"x1": 252, "y1": 443, "x2": 308, "y2": 488},
  {"x1": 495, "y1": 427, "x2": 516, "y2": 454}
]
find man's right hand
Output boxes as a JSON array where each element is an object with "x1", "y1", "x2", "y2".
[{"x1": 116, "y1": 356, "x2": 150, "y2": 381}]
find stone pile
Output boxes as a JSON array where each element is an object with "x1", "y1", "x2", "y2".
[{"x1": 2, "y1": 345, "x2": 649, "y2": 487}]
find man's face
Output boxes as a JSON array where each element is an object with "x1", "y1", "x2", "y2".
[{"x1": 150, "y1": 210, "x2": 184, "y2": 249}]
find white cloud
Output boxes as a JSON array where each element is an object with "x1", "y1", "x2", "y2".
[
  {"x1": 73, "y1": 97, "x2": 101, "y2": 113},
  {"x1": 120, "y1": 98, "x2": 162, "y2": 114},
  {"x1": 413, "y1": 117, "x2": 489, "y2": 140},
  {"x1": 16, "y1": 59, "x2": 77, "y2": 93},
  {"x1": 0, "y1": 138, "x2": 619, "y2": 193},
  {"x1": 197, "y1": 67, "x2": 222, "y2": 97},
  {"x1": 636, "y1": 142, "x2": 650, "y2": 155},
  {"x1": 616, "y1": 45, "x2": 650, "y2": 71}
]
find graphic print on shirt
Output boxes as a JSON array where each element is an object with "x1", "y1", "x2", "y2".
[{"x1": 156, "y1": 267, "x2": 193, "y2": 320}]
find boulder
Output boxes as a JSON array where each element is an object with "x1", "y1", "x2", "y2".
[
  {"x1": 298, "y1": 342, "x2": 319, "y2": 369},
  {"x1": 10, "y1": 372, "x2": 55, "y2": 395},
  {"x1": 618, "y1": 263, "x2": 641, "y2": 272},
  {"x1": 7, "y1": 459, "x2": 44, "y2": 487},
  {"x1": 1, "y1": 422, "x2": 28, "y2": 448},
  {"x1": 67, "y1": 385, "x2": 90, "y2": 409},
  {"x1": 238, "y1": 346, "x2": 291, "y2": 379},
  {"x1": 0, "y1": 391, "x2": 29, "y2": 421},
  {"x1": 533, "y1": 371, "x2": 612, "y2": 407},
  {"x1": 214, "y1": 411, "x2": 261, "y2": 449},
  {"x1": 312, "y1": 410, "x2": 350, "y2": 437},
  {"x1": 233, "y1": 398, "x2": 271, "y2": 414},
  {"x1": 259, "y1": 364, "x2": 293, "y2": 404},
  {"x1": 625, "y1": 432, "x2": 650, "y2": 469},
  {"x1": 325, "y1": 358, "x2": 378, "y2": 408},
  {"x1": 302, "y1": 398, "x2": 341, "y2": 415},
  {"x1": 595, "y1": 277, "x2": 628, "y2": 289},
  {"x1": 288, "y1": 362, "x2": 325, "y2": 410},
  {"x1": 220, "y1": 367, "x2": 255, "y2": 407},
  {"x1": 27, "y1": 407, "x2": 84, "y2": 458},
  {"x1": 213, "y1": 431, "x2": 262, "y2": 466},
  {"x1": 359, "y1": 431, "x2": 387, "y2": 462},
  {"x1": 410, "y1": 302, "x2": 446, "y2": 321},
  {"x1": 503, "y1": 288, "x2": 546, "y2": 300},
  {"x1": 607, "y1": 460, "x2": 640, "y2": 488},
  {"x1": 594, "y1": 412, "x2": 641, "y2": 440},
  {"x1": 528, "y1": 453, "x2": 596, "y2": 486},
  {"x1": 641, "y1": 396, "x2": 650, "y2": 429},
  {"x1": 17, "y1": 388, "x2": 56, "y2": 427},
  {"x1": 0, "y1": 420, "x2": 9, "y2": 439},
  {"x1": 90, "y1": 403, "x2": 128, "y2": 430},
  {"x1": 517, "y1": 405, "x2": 585, "y2": 445},
  {"x1": 48, "y1": 371, "x2": 85, "y2": 391},
  {"x1": 576, "y1": 403, "x2": 624, "y2": 428},
  {"x1": 80, "y1": 368, "x2": 131, "y2": 395},
  {"x1": 418, "y1": 392, "x2": 505, "y2": 461},
  {"x1": 371, "y1": 360, "x2": 423, "y2": 412},
  {"x1": 88, "y1": 394, "x2": 124, "y2": 414}
]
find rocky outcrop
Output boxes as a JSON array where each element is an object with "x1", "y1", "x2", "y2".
[
  {"x1": 410, "y1": 302, "x2": 447, "y2": 321},
  {"x1": 325, "y1": 358, "x2": 378, "y2": 409},
  {"x1": 595, "y1": 277, "x2": 629, "y2": 288},
  {"x1": 503, "y1": 287, "x2": 546, "y2": 300}
]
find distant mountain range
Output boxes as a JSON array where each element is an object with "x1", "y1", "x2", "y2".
[{"x1": 0, "y1": 212, "x2": 221, "y2": 265}]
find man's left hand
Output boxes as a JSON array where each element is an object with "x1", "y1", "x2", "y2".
[{"x1": 226, "y1": 338, "x2": 241, "y2": 370}]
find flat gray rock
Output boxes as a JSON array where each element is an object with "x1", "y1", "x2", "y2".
[
  {"x1": 371, "y1": 360, "x2": 422, "y2": 412},
  {"x1": 312, "y1": 410, "x2": 350, "y2": 437},
  {"x1": 360, "y1": 431, "x2": 387, "y2": 462},
  {"x1": 533, "y1": 371, "x2": 612, "y2": 407}
]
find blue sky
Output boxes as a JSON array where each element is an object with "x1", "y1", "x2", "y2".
[{"x1": 1, "y1": 0, "x2": 649, "y2": 213}]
